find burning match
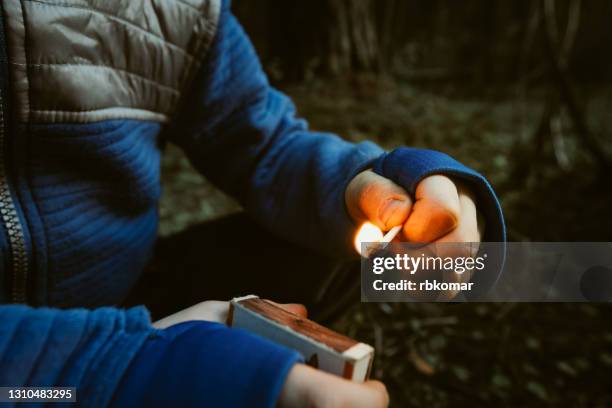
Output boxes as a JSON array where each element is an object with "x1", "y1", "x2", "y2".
[{"x1": 354, "y1": 222, "x2": 403, "y2": 257}]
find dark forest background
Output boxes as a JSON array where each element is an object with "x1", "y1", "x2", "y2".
[
  {"x1": 234, "y1": 0, "x2": 611, "y2": 83},
  {"x1": 158, "y1": 1, "x2": 612, "y2": 406}
]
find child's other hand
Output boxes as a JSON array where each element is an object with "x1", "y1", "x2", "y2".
[
  {"x1": 278, "y1": 363, "x2": 389, "y2": 408},
  {"x1": 345, "y1": 170, "x2": 484, "y2": 244},
  {"x1": 153, "y1": 300, "x2": 307, "y2": 329},
  {"x1": 154, "y1": 303, "x2": 388, "y2": 407}
]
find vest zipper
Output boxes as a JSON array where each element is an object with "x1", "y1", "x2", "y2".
[{"x1": 0, "y1": 88, "x2": 28, "y2": 303}]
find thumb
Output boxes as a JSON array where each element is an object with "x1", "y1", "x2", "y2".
[{"x1": 345, "y1": 170, "x2": 412, "y2": 230}]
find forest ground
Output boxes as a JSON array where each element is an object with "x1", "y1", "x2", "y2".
[{"x1": 158, "y1": 77, "x2": 612, "y2": 407}]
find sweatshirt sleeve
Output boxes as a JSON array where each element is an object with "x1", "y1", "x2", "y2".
[
  {"x1": 1, "y1": 305, "x2": 302, "y2": 408},
  {"x1": 168, "y1": 0, "x2": 384, "y2": 255},
  {"x1": 112, "y1": 321, "x2": 302, "y2": 408},
  {"x1": 0, "y1": 305, "x2": 153, "y2": 408}
]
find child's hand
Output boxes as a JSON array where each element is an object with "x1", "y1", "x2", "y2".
[
  {"x1": 154, "y1": 303, "x2": 389, "y2": 406},
  {"x1": 278, "y1": 363, "x2": 389, "y2": 408},
  {"x1": 154, "y1": 301, "x2": 389, "y2": 407},
  {"x1": 345, "y1": 170, "x2": 484, "y2": 244}
]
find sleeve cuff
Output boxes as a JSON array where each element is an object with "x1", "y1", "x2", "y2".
[{"x1": 113, "y1": 321, "x2": 303, "y2": 408}]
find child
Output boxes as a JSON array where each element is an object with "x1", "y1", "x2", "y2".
[{"x1": 0, "y1": 0, "x2": 503, "y2": 406}]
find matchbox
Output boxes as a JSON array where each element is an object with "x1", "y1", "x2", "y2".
[{"x1": 228, "y1": 295, "x2": 374, "y2": 382}]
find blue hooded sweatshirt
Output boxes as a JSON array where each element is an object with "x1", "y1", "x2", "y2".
[{"x1": 0, "y1": 0, "x2": 505, "y2": 406}]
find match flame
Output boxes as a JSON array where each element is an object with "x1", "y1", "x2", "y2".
[{"x1": 354, "y1": 222, "x2": 384, "y2": 255}]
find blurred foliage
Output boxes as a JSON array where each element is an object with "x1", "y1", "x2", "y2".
[{"x1": 334, "y1": 301, "x2": 612, "y2": 407}]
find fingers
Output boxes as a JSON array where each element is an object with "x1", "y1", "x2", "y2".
[
  {"x1": 347, "y1": 171, "x2": 485, "y2": 247},
  {"x1": 359, "y1": 380, "x2": 390, "y2": 407},
  {"x1": 403, "y1": 175, "x2": 461, "y2": 242},
  {"x1": 345, "y1": 170, "x2": 412, "y2": 231},
  {"x1": 336, "y1": 380, "x2": 388, "y2": 408},
  {"x1": 346, "y1": 171, "x2": 482, "y2": 245},
  {"x1": 278, "y1": 364, "x2": 389, "y2": 408},
  {"x1": 434, "y1": 181, "x2": 483, "y2": 248},
  {"x1": 314, "y1": 375, "x2": 388, "y2": 408},
  {"x1": 430, "y1": 182, "x2": 485, "y2": 298}
]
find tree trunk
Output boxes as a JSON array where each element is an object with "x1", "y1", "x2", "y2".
[{"x1": 327, "y1": 0, "x2": 380, "y2": 74}]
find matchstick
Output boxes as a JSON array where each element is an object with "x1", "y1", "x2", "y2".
[
  {"x1": 381, "y1": 225, "x2": 402, "y2": 243},
  {"x1": 362, "y1": 225, "x2": 402, "y2": 257}
]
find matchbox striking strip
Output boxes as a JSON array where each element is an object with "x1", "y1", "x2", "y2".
[{"x1": 228, "y1": 295, "x2": 374, "y2": 382}]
